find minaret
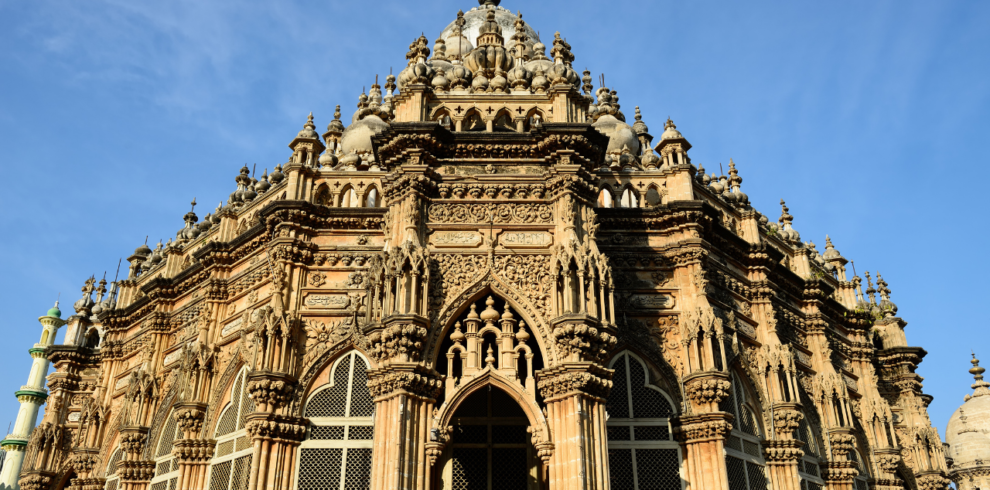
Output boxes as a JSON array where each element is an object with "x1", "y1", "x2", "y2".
[{"x1": 0, "y1": 303, "x2": 65, "y2": 490}]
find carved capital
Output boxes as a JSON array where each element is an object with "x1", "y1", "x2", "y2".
[
  {"x1": 550, "y1": 315, "x2": 617, "y2": 364},
  {"x1": 244, "y1": 413, "x2": 308, "y2": 442},
  {"x1": 369, "y1": 315, "x2": 430, "y2": 363},
  {"x1": 172, "y1": 402, "x2": 208, "y2": 438},
  {"x1": 914, "y1": 471, "x2": 950, "y2": 490},
  {"x1": 822, "y1": 461, "x2": 859, "y2": 483},
  {"x1": 673, "y1": 412, "x2": 733, "y2": 443},
  {"x1": 536, "y1": 362, "x2": 612, "y2": 400},
  {"x1": 172, "y1": 438, "x2": 216, "y2": 463},
  {"x1": 827, "y1": 428, "x2": 856, "y2": 460},
  {"x1": 117, "y1": 460, "x2": 156, "y2": 482},
  {"x1": 246, "y1": 371, "x2": 298, "y2": 412},
  {"x1": 770, "y1": 403, "x2": 803, "y2": 439},
  {"x1": 762, "y1": 439, "x2": 805, "y2": 463},
  {"x1": 18, "y1": 471, "x2": 55, "y2": 490},
  {"x1": 67, "y1": 477, "x2": 105, "y2": 490},
  {"x1": 684, "y1": 372, "x2": 731, "y2": 409},
  {"x1": 118, "y1": 426, "x2": 150, "y2": 458},
  {"x1": 874, "y1": 448, "x2": 902, "y2": 475},
  {"x1": 367, "y1": 362, "x2": 443, "y2": 400},
  {"x1": 67, "y1": 448, "x2": 100, "y2": 478}
]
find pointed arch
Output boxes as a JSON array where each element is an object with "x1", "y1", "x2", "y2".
[
  {"x1": 619, "y1": 184, "x2": 639, "y2": 208},
  {"x1": 492, "y1": 108, "x2": 515, "y2": 132},
  {"x1": 431, "y1": 107, "x2": 453, "y2": 130},
  {"x1": 523, "y1": 107, "x2": 546, "y2": 132},
  {"x1": 313, "y1": 183, "x2": 332, "y2": 207},
  {"x1": 337, "y1": 184, "x2": 360, "y2": 208},
  {"x1": 462, "y1": 108, "x2": 485, "y2": 132},
  {"x1": 362, "y1": 184, "x2": 380, "y2": 208},
  {"x1": 597, "y1": 184, "x2": 615, "y2": 208},
  {"x1": 427, "y1": 278, "x2": 557, "y2": 366},
  {"x1": 434, "y1": 369, "x2": 550, "y2": 438}
]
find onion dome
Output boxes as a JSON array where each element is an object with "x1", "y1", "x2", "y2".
[
  {"x1": 660, "y1": 118, "x2": 686, "y2": 141},
  {"x1": 695, "y1": 163, "x2": 707, "y2": 183},
  {"x1": 508, "y1": 61, "x2": 531, "y2": 90},
  {"x1": 708, "y1": 174, "x2": 724, "y2": 194},
  {"x1": 490, "y1": 67, "x2": 508, "y2": 93},
  {"x1": 211, "y1": 203, "x2": 223, "y2": 225},
  {"x1": 269, "y1": 164, "x2": 285, "y2": 185},
  {"x1": 642, "y1": 148, "x2": 660, "y2": 169},
  {"x1": 822, "y1": 235, "x2": 845, "y2": 263},
  {"x1": 727, "y1": 159, "x2": 749, "y2": 205},
  {"x1": 593, "y1": 114, "x2": 641, "y2": 156},
  {"x1": 256, "y1": 169, "x2": 271, "y2": 193},
  {"x1": 777, "y1": 200, "x2": 801, "y2": 242},
  {"x1": 432, "y1": 68, "x2": 450, "y2": 91},
  {"x1": 340, "y1": 150, "x2": 362, "y2": 170},
  {"x1": 341, "y1": 90, "x2": 389, "y2": 157},
  {"x1": 632, "y1": 107, "x2": 649, "y2": 135},
  {"x1": 525, "y1": 41, "x2": 553, "y2": 77},
  {"x1": 946, "y1": 355, "x2": 990, "y2": 470},
  {"x1": 243, "y1": 179, "x2": 258, "y2": 202},
  {"x1": 134, "y1": 242, "x2": 152, "y2": 256},
  {"x1": 324, "y1": 105, "x2": 345, "y2": 138},
  {"x1": 451, "y1": 322, "x2": 466, "y2": 343},
  {"x1": 449, "y1": 64, "x2": 473, "y2": 90},
  {"x1": 47, "y1": 301, "x2": 62, "y2": 319},
  {"x1": 467, "y1": 302, "x2": 480, "y2": 319},
  {"x1": 531, "y1": 67, "x2": 548, "y2": 93},
  {"x1": 296, "y1": 112, "x2": 319, "y2": 140},
  {"x1": 197, "y1": 214, "x2": 212, "y2": 233},
  {"x1": 471, "y1": 71, "x2": 490, "y2": 92},
  {"x1": 516, "y1": 322, "x2": 531, "y2": 343},
  {"x1": 807, "y1": 242, "x2": 826, "y2": 266},
  {"x1": 433, "y1": 36, "x2": 449, "y2": 61},
  {"x1": 480, "y1": 296, "x2": 500, "y2": 321},
  {"x1": 501, "y1": 304, "x2": 515, "y2": 320}
]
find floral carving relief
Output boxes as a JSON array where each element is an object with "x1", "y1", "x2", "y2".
[{"x1": 427, "y1": 203, "x2": 553, "y2": 224}]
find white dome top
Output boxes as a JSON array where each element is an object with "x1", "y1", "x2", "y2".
[
  {"x1": 593, "y1": 114, "x2": 641, "y2": 155},
  {"x1": 341, "y1": 115, "x2": 388, "y2": 155},
  {"x1": 439, "y1": 6, "x2": 539, "y2": 53},
  {"x1": 945, "y1": 356, "x2": 990, "y2": 467}
]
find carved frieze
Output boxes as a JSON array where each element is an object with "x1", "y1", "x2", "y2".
[{"x1": 427, "y1": 203, "x2": 553, "y2": 224}]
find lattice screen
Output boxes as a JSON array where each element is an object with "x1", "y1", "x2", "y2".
[
  {"x1": 156, "y1": 412, "x2": 179, "y2": 458},
  {"x1": 299, "y1": 352, "x2": 375, "y2": 490},
  {"x1": 491, "y1": 448, "x2": 527, "y2": 490},
  {"x1": 606, "y1": 352, "x2": 681, "y2": 489},
  {"x1": 450, "y1": 448, "x2": 486, "y2": 490}
]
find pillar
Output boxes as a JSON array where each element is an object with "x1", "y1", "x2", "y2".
[{"x1": 1, "y1": 304, "x2": 65, "y2": 490}]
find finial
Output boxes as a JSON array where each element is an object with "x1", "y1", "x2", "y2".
[
  {"x1": 190, "y1": 198, "x2": 197, "y2": 212},
  {"x1": 970, "y1": 353, "x2": 990, "y2": 396},
  {"x1": 635, "y1": 106, "x2": 642, "y2": 121}
]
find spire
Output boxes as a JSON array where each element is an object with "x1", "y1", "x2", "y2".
[
  {"x1": 969, "y1": 354, "x2": 990, "y2": 397},
  {"x1": 777, "y1": 199, "x2": 800, "y2": 242},
  {"x1": 864, "y1": 271, "x2": 877, "y2": 305}
]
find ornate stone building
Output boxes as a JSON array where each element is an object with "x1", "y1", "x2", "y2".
[
  {"x1": 945, "y1": 356, "x2": 990, "y2": 490},
  {"x1": 3, "y1": 1, "x2": 952, "y2": 489}
]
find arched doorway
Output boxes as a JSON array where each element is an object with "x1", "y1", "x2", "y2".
[{"x1": 440, "y1": 386, "x2": 541, "y2": 489}]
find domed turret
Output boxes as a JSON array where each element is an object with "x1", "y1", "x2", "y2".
[
  {"x1": 463, "y1": 10, "x2": 513, "y2": 80},
  {"x1": 480, "y1": 296, "x2": 499, "y2": 321},
  {"x1": 946, "y1": 355, "x2": 990, "y2": 489},
  {"x1": 46, "y1": 301, "x2": 62, "y2": 319}
]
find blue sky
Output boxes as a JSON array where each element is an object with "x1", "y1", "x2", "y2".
[{"x1": 1, "y1": 0, "x2": 987, "y2": 439}]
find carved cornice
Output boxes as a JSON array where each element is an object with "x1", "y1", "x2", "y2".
[
  {"x1": 172, "y1": 438, "x2": 216, "y2": 463},
  {"x1": 673, "y1": 412, "x2": 733, "y2": 443},
  {"x1": 762, "y1": 439, "x2": 805, "y2": 463},
  {"x1": 117, "y1": 460, "x2": 155, "y2": 482},
  {"x1": 367, "y1": 362, "x2": 443, "y2": 400},
  {"x1": 244, "y1": 413, "x2": 308, "y2": 442}
]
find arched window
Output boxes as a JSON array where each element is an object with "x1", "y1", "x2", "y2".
[
  {"x1": 620, "y1": 188, "x2": 639, "y2": 208},
  {"x1": 205, "y1": 368, "x2": 255, "y2": 490},
  {"x1": 314, "y1": 185, "x2": 332, "y2": 207},
  {"x1": 598, "y1": 188, "x2": 615, "y2": 208},
  {"x1": 493, "y1": 111, "x2": 515, "y2": 132},
  {"x1": 797, "y1": 417, "x2": 825, "y2": 490},
  {"x1": 365, "y1": 187, "x2": 379, "y2": 208},
  {"x1": 297, "y1": 352, "x2": 374, "y2": 490},
  {"x1": 721, "y1": 372, "x2": 770, "y2": 490},
  {"x1": 606, "y1": 352, "x2": 682, "y2": 490},
  {"x1": 148, "y1": 410, "x2": 180, "y2": 490},
  {"x1": 463, "y1": 111, "x2": 485, "y2": 132},
  {"x1": 339, "y1": 186, "x2": 359, "y2": 208},
  {"x1": 85, "y1": 329, "x2": 101, "y2": 349},
  {"x1": 102, "y1": 446, "x2": 123, "y2": 490}
]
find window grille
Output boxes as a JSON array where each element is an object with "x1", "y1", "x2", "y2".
[
  {"x1": 606, "y1": 352, "x2": 682, "y2": 490},
  {"x1": 149, "y1": 410, "x2": 181, "y2": 490},
  {"x1": 103, "y1": 447, "x2": 123, "y2": 490},
  {"x1": 297, "y1": 352, "x2": 375, "y2": 490},
  {"x1": 450, "y1": 448, "x2": 487, "y2": 490},
  {"x1": 724, "y1": 373, "x2": 769, "y2": 490},
  {"x1": 205, "y1": 369, "x2": 255, "y2": 490},
  {"x1": 797, "y1": 415, "x2": 826, "y2": 490}
]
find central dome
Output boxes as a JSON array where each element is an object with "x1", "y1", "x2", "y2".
[{"x1": 439, "y1": 6, "x2": 539, "y2": 54}]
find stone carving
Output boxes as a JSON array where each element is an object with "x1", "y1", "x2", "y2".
[
  {"x1": 427, "y1": 203, "x2": 553, "y2": 224},
  {"x1": 303, "y1": 294, "x2": 350, "y2": 309},
  {"x1": 308, "y1": 272, "x2": 327, "y2": 287},
  {"x1": 431, "y1": 231, "x2": 483, "y2": 248},
  {"x1": 220, "y1": 317, "x2": 244, "y2": 337},
  {"x1": 499, "y1": 232, "x2": 553, "y2": 248},
  {"x1": 628, "y1": 294, "x2": 675, "y2": 310},
  {"x1": 163, "y1": 347, "x2": 184, "y2": 366}
]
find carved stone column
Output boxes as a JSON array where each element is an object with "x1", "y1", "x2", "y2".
[
  {"x1": 673, "y1": 412, "x2": 733, "y2": 490},
  {"x1": 172, "y1": 440, "x2": 215, "y2": 490},
  {"x1": 536, "y1": 362, "x2": 610, "y2": 490},
  {"x1": 763, "y1": 404, "x2": 805, "y2": 490},
  {"x1": 118, "y1": 426, "x2": 154, "y2": 490},
  {"x1": 366, "y1": 361, "x2": 442, "y2": 490},
  {"x1": 243, "y1": 414, "x2": 307, "y2": 490},
  {"x1": 171, "y1": 402, "x2": 213, "y2": 490},
  {"x1": 66, "y1": 448, "x2": 102, "y2": 490},
  {"x1": 823, "y1": 429, "x2": 858, "y2": 490},
  {"x1": 872, "y1": 448, "x2": 904, "y2": 490}
]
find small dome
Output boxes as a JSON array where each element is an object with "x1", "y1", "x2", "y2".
[
  {"x1": 946, "y1": 356, "x2": 990, "y2": 468},
  {"x1": 660, "y1": 118, "x2": 685, "y2": 141},
  {"x1": 297, "y1": 113, "x2": 319, "y2": 139},
  {"x1": 480, "y1": 296, "x2": 500, "y2": 321},
  {"x1": 47, "y1": 302, "x2": 62, "y2": 319},
  {"x1": 593, "y1": 115, "x2": 641, "y2": 155},
  {"x1": 134, "y1": 243, "x2": 152, "y2": 256},
  {"x1": 341, "y1": 115, "x2": 388, "y2": 155}
]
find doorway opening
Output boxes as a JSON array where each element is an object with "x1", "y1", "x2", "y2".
[{"x1": 440, "y1": 386, "x2": 542, "y2": 490}]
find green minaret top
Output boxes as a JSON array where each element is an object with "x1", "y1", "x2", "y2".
[{"x1": 46, "y1": 301, "x2": 62, "y2": 319}]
